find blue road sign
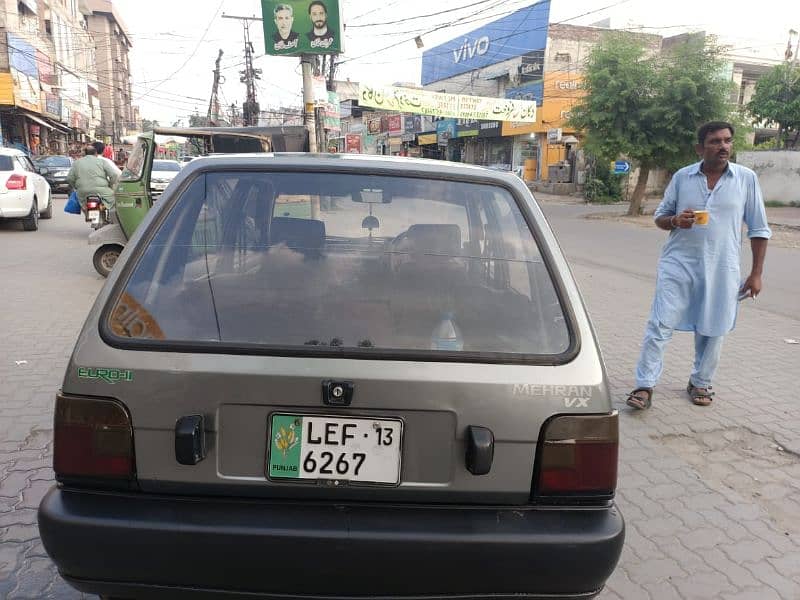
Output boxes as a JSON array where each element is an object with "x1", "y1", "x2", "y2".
[{"x1": 613, "y1": 160, "x2": 631, "y2": 175}]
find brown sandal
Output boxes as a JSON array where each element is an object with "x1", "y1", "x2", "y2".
[
  {"x1": 626, "y1": 387, "x2": 653, "y2": 410},
  {"x1": 687, "y1": 382, "x2": 714, "y2": 406}
]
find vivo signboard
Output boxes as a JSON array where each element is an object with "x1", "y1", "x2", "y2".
[{"x1": 421, "y1": 0, "x2": 551, "y2": 85}]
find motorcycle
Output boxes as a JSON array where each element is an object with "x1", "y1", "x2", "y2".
[{"x1": 84, "y1": 194, "x2": 111, "y2": 230}]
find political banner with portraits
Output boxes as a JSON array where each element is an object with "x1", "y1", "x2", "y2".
[{"x1": 261, "y1": 0, "x2": 342, "y2": 55}]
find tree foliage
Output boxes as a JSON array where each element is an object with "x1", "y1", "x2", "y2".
[
  {"x1": 141, "y1": 118, "x2": 159, "y2": 132},
  {"x1": 569, "y1": 33, "x2": 731, "y2": 215},
  {"x1": 188, "y1": 114, "x2": 210, "y2": 127},
  {"x1": 747, "y1": 62, "x2": 800, "y2": 148}
]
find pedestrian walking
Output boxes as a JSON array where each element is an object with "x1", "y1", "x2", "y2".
[{"x1": 626, "y1": 121, "x2": 771, "y2": 409}]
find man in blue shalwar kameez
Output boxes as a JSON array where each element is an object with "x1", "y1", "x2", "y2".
[{"x1": 627, "y1": 121, "x2": 771, "y2": 409}]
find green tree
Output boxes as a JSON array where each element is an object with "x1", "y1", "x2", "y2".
[
  {"x1": 141, "y1": 118, "x2": 159, "y2": 132},
  {"x1": 569, "y1": 33, "x2": 731, "y2": 215},
  {"x1": 747, "y1": 62, "x2": 800, "y2": 148},
  {"x1": 188, "y1": 113, "x2": 210, "y2": 127}
]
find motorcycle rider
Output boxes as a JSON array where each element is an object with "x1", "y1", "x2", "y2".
[{"x1": 66, "y1": 144, "x2": 121, "y2": 211}]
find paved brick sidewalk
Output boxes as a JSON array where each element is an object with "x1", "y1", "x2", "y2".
[{"x1": 573, "y1": 256, "x2": 800, "y2": 599}]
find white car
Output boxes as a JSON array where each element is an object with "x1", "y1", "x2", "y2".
[
  {"x1": 0, "y1": 148, "x2": 52, "y2": 231},
  {"x1": 149, "y1": 159, "x2": 182, "y2": 200}
]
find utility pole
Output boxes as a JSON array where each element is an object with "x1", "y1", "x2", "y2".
[
  {"x1": 228, "y1": 103, "x2": 241, "y2": 127},
  {"x1": 301, "y1": 54, "x2": 318, "y2": 152},
  {"x1": 222, "y1": 14, "x2": 263, "y2": 126},
  {"x1": 207, "y1": 49, "x2": 224, "y2": 126}
]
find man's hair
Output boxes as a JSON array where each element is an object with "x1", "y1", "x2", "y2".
[
  {"x1": 697, "y1": 121, "x2": 734, "y2": 145},
  {"x1": 92, "y1": 140, "x2": 105, "y2": 154},
  {"x1": 274, "y1": 3, "x2": 292, "y2": 16},
  {"x1": 308, "y1": 0, "x2": 327, "y2": 14},
  {"x1": 84, "y1": 146, "x2": 98, "y2": 156}
]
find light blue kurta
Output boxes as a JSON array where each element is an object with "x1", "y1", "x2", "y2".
[{"x1": 651, "y1": 161, "x2": 772, "y2": 337}]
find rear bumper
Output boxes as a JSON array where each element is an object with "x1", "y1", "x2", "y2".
[
  {"x1": 46, "y1": 177, "x2": 70, "y2": 191},
  {"x1": 39, "y1": 486, "x2": 624, "y2": 599},
  {"x1": 0, "y1": 192, "x2": 31, "y2": 217}
]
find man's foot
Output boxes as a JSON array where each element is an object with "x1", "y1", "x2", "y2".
[
  {"x1": 626, "y1": 387, "x2": 653, "y2": 410},
  {"x1": 687, "y1": 381, "x2": 714, "y2": 406}
]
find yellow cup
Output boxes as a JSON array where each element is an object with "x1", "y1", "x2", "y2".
[{"x1": 694, "y1": 210, "x2": 709, "y2": 225}]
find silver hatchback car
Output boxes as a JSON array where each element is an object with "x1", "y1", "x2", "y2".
[{"x1": 39, "y1": 154, "x2": 623, "y2": 599}]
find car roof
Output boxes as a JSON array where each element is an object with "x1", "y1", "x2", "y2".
[
  {"x1": 180, "y1": 153, "x2": 522, "y2": 184},
  {"x1": 0, "y1": 148, "x2": 27, "y2": 157}
]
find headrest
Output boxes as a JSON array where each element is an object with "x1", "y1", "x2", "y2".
[{"x1": 271, "y1": 217, "x2": 325, "y2": 251}]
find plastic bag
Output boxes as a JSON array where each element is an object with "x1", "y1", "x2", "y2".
[{"x1": 64, "y1": 190, "x2": 81, "y2": 214}]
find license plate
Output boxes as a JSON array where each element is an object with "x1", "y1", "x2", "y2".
[
  {"x1": 268, "y1": 414, "x2": 402, "y2": 485},
  {"x1": 88, "y1": 209, "x2": 99, "y2": 223}
]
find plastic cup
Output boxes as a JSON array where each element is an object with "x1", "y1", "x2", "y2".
[{"x1": 693, "y1": 210, "x2": 709, "y2": 226}]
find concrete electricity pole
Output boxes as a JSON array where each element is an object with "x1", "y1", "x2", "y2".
[
  {"x1": 301, "y1": 55, "x2": 318, "y2": 152},
  {"x1": 207, "y1": 49, "x2": 224, "y2": 126}
]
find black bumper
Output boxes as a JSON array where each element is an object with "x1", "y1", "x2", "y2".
[
  {"x1": 39, "y1": 486, "x2": 624, "y2": 600},
  {"x1": 46, "y1": 178, "x2": 70, "y2": 192}
]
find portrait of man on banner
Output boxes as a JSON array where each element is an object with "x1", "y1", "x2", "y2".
[
  {"x1": 272, "y1": 3, "x2": 299, "y2": 52},
  {"x1": 307, "y1": 0, "x2": 335, "y2": 50}
]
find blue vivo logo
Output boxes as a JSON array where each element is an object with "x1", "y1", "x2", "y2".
[
  {"x1": 452, "y1": 36, "x2": 490, "y2": 64},
  {"x1": 421, "y1": 1, "x2": 551, "y2": 85}
]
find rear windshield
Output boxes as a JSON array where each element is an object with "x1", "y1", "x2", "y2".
[
  {"x1": 153, "y1": 160, "x2": 181, "y2": 171},
  {"x1": 0, "y1": 156, "x2": 14, "y2": 171},
  {"x1": 35, "y1": 156, "x2": 71, "y2": 167},
  {"x1": 106, "y1": 171, "x2": 570, "y2": 358}
]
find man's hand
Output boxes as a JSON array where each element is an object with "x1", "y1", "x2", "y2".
[
  {"x1": 673, "y1": 209, "x2": 696, "y2": 229},
  {"x1": 739, "y1": 273, "x2": 762, "y2": 299},
  {"x1": 656, "y1": 209, "x2": 696, "y2": 231}
]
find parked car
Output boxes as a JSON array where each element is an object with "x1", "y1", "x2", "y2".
[
  {"x1": 0, "y1": 148, "x2": 52, "y2": 230},
  {"x1": 33, "y1": 154, "x2": 73, "y2": 193},
  {"x1": 148, "y1": 159, "x2": 182, "y2": 200},
  {"x1": 38, "y1": 154, "x2": 623, "y2": 600}
]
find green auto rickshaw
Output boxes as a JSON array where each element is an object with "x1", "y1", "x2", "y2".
[{"x1": 89, "y1": 125, "x2": 309, "y2": 276}]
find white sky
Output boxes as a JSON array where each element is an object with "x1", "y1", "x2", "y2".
[{"x1": 115, "y1": 0, "x2": 795, "y2": 125}]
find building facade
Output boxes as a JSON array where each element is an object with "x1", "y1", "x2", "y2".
[
  {"x1": 85, "y1": 0, "x2": 132, "y2": 143},
  {"x1": 0, "y1": 0, "x2": 100, "y2": 155}
]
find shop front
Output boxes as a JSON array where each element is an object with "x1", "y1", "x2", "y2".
[{"x1": 473, "y1": 121, "x2": 512, "y2": 169}]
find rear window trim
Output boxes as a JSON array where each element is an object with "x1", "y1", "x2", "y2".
[{"x1": 99, "y1": 165, "x2": 581, "y2": 366}]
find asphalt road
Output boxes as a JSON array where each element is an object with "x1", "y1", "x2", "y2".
[{"x1": 539, "y1": 201, "x2": 799, "y2": 322}]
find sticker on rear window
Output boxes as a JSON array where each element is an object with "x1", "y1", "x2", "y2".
[{"x1": 77, "y1": 367, "x2": 134, "y2": 384}]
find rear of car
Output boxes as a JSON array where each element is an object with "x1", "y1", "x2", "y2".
[
  {"x1": 0, "y1": 151, "x2": 47, "y2": 229},
  {"x1": 39, "y1": 155, "x2": 623, "y2": 599},
  {"x1": 34, "y1": 155, "x2": 72, "y2": 192},
  {"x1": 149, "y1": 159, "x2": 183, "y2": 202}
]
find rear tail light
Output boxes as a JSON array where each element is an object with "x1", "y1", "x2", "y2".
[
  {"x1": 53, "y1": 393, "x2": 136, "y2": 484},
  {"x1": 86, "y1": 199, "x2": 100, "y2": 210},
  {"x1": 6, "y1": 174, "x2": 26, "y2": 190},
  {"x1": 532, "y1": 412, "x2": 618, "y2": 501}
]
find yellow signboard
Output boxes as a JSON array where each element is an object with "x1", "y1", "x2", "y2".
[
  {"x1": 0, "y1": 73, "x2": 14, "y2": 105},
  {"x1": 359, "y1": 83, "x2": 537, "y2": 123},
  {"x1": 502, "y1": 72, "x2": 585, "y2": 135}
]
